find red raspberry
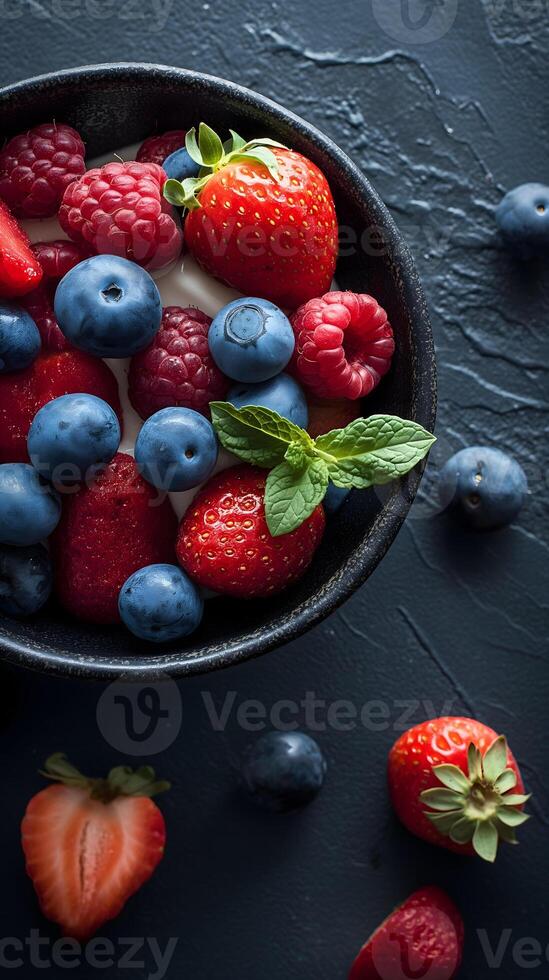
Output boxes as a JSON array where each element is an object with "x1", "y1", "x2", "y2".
[
  {"x1": 58, "y1": 161, "x2": 183, "y2": 271},
  {"x1": 136, "y1": 130, "x2": 186, "y2": 167},
  {"x1": 20, "y1": 240, "x2": 90, "y2": 351},
  {"x1": 177, "y1": 465, "x2": 325, "y2": 598},
  {"x1": 129, "y1": 306, "x2": 229, "y2": 419},
  {"x1": 0, "y1": 123, "x2": 85, "y2": 219},
  {"x1": 290, "y1": 291, "x2": 395, "y2": 400}
]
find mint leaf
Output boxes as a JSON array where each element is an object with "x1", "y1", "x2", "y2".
[
  {"x1": 265, "y1": 458, "x2": 329, "y2": 536},
  {"x1": 317, "y1": 415, "x2": 436, "y2": 489},
  {"x1": 210, "y1": 402, "x2": 311, "y2": 468}
]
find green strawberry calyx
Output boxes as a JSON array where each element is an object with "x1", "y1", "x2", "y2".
[
  {"x1": 163, "y1": 123, "x2": 287, "y2": 211},
  {"x1": 420, "y1": 736, "x2": 530, "y2": 863},
  {"x1": 40, "y1": 753, "x2": 170, "y2": 804}
]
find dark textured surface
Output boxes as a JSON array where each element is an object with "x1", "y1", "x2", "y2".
[{"x1": 0, "y1": 4, "x2": 548, "y2": 979}]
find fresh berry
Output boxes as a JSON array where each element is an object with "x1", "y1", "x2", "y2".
[
  {"x1": 388, "y1": 717, "x2": 529, "y2": 862},
  {"x1": 166, "y1": 125, "x2": 338, "y2": 309},
  {"x1": 135, "y1": 407, "x2": 218, "y2": 492},
  {"x1": 209, "y1": 297, "x2": 295, "y2": 383},
  {"x1": 162, "y1": 147, "x2": 200, "y2": 182},
  {"x1": 496, "y1": 183, "x2": 549, "y2": 257},
  {"x1": 52, "y1": 452, "x2": 178, "y2": 624},
  {"x1": 177, "y1": 464, "x2": 325, "y2": 598},
  {"x1": 349, "y1": 886, "x2": 464, "y2": 980},
  {"x1": 323, "y1": 483, "x2": 350, "y2": 514},
  {"x1": 0, "y1": 350, "x2": 122, "y2": 463},
  {"x1": 0, "y1": 301, "x2": 41, "y2": 372},
  {"x1": 291, "y1": 291, "x2": 395, "y2": 400},
  {"x1": 28, "y1": 394, "x2": 121, "y2": 486},
  {"x1": 59, "y1": 161, "x2": 183, "y2": 271},
  {"x1": 306, "y1": 396, "x2": 361, "y2": 439},
  {"x1": 22, "y1": 753, "x2": 169, "y2": 940},
  {"x1": 0, "y1": 200, "x2": 43, "y2": 298},
  {"x1": 33, "y1": 239, "x2": 90, "y2": 280},
  {"x1": 439, "y1": 447, "x2": 527, "y2": 530},
  {"x1": 0, "y1": 543, "x2": 52, "y2": 616},
  {"x1": 0, "y1": 123, "x2": 85, "y2": 219},
  {"x1": 119, "y1": 563, "x2": 203, "y2": 643},
  {"x1": 227, "y1": 373, "x2": 308, "y2": 428},
  {"x1": 129, "y1": 306, "x2": 229, "y2": 420},
  {"x1": 241, "y1": 731, "x2": 327, "y2": 812},
  {"x1": 55, "y1": 254, "x2": 162, "y2": 357},
  {"x1": 136, "y1": 130, "x2": 186, "y2": 167},
  {"x1": 19, "y1": 241, "x2": 90, "y2": 352},
  {"x1": 0, "y1": 463, "x2": 60, "y2": 546}
]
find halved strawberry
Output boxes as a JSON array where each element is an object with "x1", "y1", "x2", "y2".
[
  {"x1": 0, "y1": 200, "x2": 43, "y2": 297},
  {"x1": 21, "y1": 753, "x2": 169, "y2": 940}
]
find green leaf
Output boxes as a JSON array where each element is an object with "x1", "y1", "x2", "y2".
[
  {"x1": 210, "y1": 402, "x2": 310, "y2": 469},
  {"x1": 497, "y1": 807, "x2": 530, "y2": 827},
  {"x1": 432, "y1": 764, "x2": 471, "y2": 793},
  {"x1": 284, "y1": 441, "x2": 311, "y2": 471},
  {"x1": 265, "y1": 458, "x2": 329, "y2": 536},
  {"x1": 500, "y1": 793, "x2": 530, "y2": 806},
  {"x1": 494, "y1": 819, "x2": 518, "y2": 845},
  {"x1": 198, "y1": 122, "x2": 224, "y2": 167},
  {"x1": 449, "y1": 817, "x2": 476, "y2": 845},
  {"x1": 242, "y1": 137, "x2": 287, "y2": 151},
  {"x1": 185, "y1": 127, "x2": 203, "y2": 166},
  {"x1": 162, "y1": 178, "x2": 188, "y2": 207},
  {"x1": 317, "y1": 415, "x2": 436, "y2": 489},
  {"x1": 483, "y1": 736, "x2": 508, "y2": 781},
  {"x1": 426, "y1": 811, "x2": 461, "y2": 834},
  {"x1": 468, "y1": 743, "x2": 483, "y2": 781},
  {"x1": 495, "y1": 769, "x2": 517, "y2": 793},
  {"x1": 40, "y1": 753, "x2": 89, "y2": 788},
  {"x1": 473, "y1": 821, "x2": 499, "y2": 862},
  {"x1": 228, "y1": 129, "x2": 247, "y2": 152},
  {"x1": 231, "y1": 146, "x2": 280, "y2": 180},
  {"x1": 420, "y1": 787, "x2": 465, "y2": 811}
]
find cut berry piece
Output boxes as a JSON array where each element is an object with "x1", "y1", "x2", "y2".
[
  {"x1": 59, "y1": 161, "x2": 183, "y2": 271},
  {"x1": 52, "y1": 453, "x2": 178, "y2": 624},
  {"x1": 20, "y1": 241, "x2": 90, "y2": 351},
  {"x1": 290, "y1": 291, "x2": 395, "y2": 400},
  {"x1": 136, "y1": 130, "x2": 187, "y2": 167},
  {"x1": 129, "y1": 306, "x2": 229, "y2": 419},
  {"x1": 306, "y1": 396, "x2": 361, "y2": 439},
  {"x1": 0, "y1": 201, "x2": 43, "y2": 298},
  {"x1": 177, "y1": 464, "x2": 325, "y2": 598},
  {"x1": 0, "y1": 123, "x2": 85, "y2": 219},
  {"x1": 0, "y1": 350, "x2": 122, "y2": 463}
]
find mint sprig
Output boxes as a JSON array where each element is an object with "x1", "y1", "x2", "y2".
[{"x1": 210, "y1": 402, "x2": 436, "y2": 536}]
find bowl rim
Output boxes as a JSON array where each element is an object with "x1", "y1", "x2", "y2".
[{"x1": 0, "y1": 62, "x2": 437, "y2": 680}]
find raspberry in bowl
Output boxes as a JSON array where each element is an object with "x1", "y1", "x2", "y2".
[{"x1": 0, "y1": 65, "x2": 436, "y2": 679}]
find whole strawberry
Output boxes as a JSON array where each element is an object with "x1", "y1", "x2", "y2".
[
  {"x1": 0, "y1": 123, "x2": 85, "y2": 218},
  {"x1": 177, "y1": 464, "x2": 325, "y2": 597},
  {"x1": 22, "y1": 753, "x2": 169, "y2": 940},
  {"x1": 136, "y1": 129, "x2": 186, "y2": 166},
  {"x1": 59, "y1": 161, "x2": 182, "y2": 271},
  {"x1": 21, "y1": 240, "x2": 90, "y2": 351},
  {"x1": 164, "y1": 124, "x2": 338, "y2": 309},
  {"x1": 388, "y1": 717, "x2": 530, "y2": 862},
  {"x1": 129, "y1": 305, "x2": 229, "y2": 419},
  {"x1": 349, "y1": 886, "x2": 464, "y2": 980}
]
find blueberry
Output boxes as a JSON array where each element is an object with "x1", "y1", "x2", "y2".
[
  {"x1": 28, "y1": 393, "x2": 121, "y2": 485},
  {"x1": 209, "y1": 297, "x2": 295, "y2": 383},
  {"x1": 0, "y1": 543, "x2": 52, "y2": 616},
  {"x1": 54, "y1": 254, "x2": 162, "y2": 358},
  {"x1": 241, "y1": 731, "x2": 327, "y2": 813},
  {"x1": 119, "y1": 563, "x2": 204, "y2": 643},
  {"x1": 162, "y1": 147, "x2": 200, "y2": 182},
  {"x1": 227, "y1": 373, "x2": 308, "y2": 428},
  {"x1": 0, "y1": 464, "x2": 61, "y2": 546},
  {"x1": 0, "y1": 302, "x2": 41, "y2": 373},
  {"x1": 135, "y1": 407, "x2": 218, "y2": 492},
  {"x1": 439, "y1": 446, "x2": 527, "y2": 530},
  {"x1": 324, "y1": 483, "x2": 350, "y2": 514},
  {"x1": 496, "y1": 183, "x2": 549, "y2": 257}
]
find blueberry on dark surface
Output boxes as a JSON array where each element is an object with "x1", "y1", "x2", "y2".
[
  {"x1": 0, "y1": 463, "x2": 61, "y2": 546},
  {"x1": 209, "y1": 297, "x2": 295, "y2": 383},
  {"x1": 163, "y1": 147, "x2": 200, "y2": 182},
  {"x1": 227, "y1": 373, "x2": 308, "y2": 428},
  {"x1": 439, "y1": 446, "x2": 527, "y2": 530},
  {"x1": 135, "y1": 407, "x2": 218, "y2": 492},
  {"x1": 241, "y1": 731, "x2": 327, "y2": 813},
  {"x1": 496, "y1": 183, "x2": 549, "y2": 256},
  {"x1": 119, "y1": 563, "x2": 204, "y2": 642},
  {"x1": 28, "y1": 393, "x2": 121, "y2": 485},
  {"x1": 0, "y1": 301, "x2": 41, "y2": 373},
  {"x1": 54, "y1": 254, "x2": 162, "y2": 358},
  {"x1": 0, "y1": 543, "x2": 52, "y2": 616}
]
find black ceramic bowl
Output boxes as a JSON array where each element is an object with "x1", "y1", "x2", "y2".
[{"x1": 0, "y1": 63, "x2": 436, "y2": 679}]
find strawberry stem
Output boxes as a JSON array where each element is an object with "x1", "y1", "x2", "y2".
[{"x1": 41, "y1": 754, "x2": 170, "y2": 805}]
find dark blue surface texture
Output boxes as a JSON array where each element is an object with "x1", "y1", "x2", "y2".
[{"x1": 0, "y1": 3, "x2": 548, "y2": 978}]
